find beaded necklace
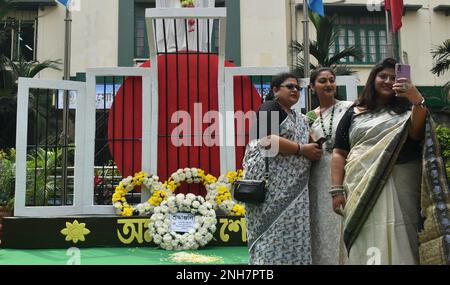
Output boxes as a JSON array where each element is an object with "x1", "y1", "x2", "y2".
[{"x1": 319, "y1": 103, "x2": 336, "y2": 152}]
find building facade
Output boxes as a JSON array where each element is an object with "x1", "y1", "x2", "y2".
[{"x1": 1, "y1": 0, "x2": 449, "y2": 107}]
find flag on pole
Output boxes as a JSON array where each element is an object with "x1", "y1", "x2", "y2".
[
  {"x1": 385, "y1": 0, "x2": 404, "y2": 33},
  {"x1": 56, "y1": 0, "x2": 71, "y2": 7},
  {"x1": 308, "y1": 0, "x2": 324, "y2": 17}
]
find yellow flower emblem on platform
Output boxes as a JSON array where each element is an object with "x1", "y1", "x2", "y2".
[{"x1": 60, "y1": 220, "x2": 91, "y2": 244}]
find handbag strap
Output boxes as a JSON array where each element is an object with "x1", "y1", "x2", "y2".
[{"x1": 264, "y1": 156, "x2": 269, "y2": 183}]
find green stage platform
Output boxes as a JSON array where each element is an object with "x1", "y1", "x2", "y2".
[{"x1": 0, "y1": 247, "x2": 249, "y2": 265}]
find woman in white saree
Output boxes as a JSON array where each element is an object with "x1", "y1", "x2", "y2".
[
  {"x1": 306, "y1": 68, "x2": 352, "y2": 265},
  {"x1": 331, "y1": 58, "x2": 429, "y2": 265}
]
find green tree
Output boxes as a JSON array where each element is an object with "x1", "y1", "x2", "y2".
[
  {"x1": 291, "y1": 13, "x2": 363, "y2": 78},
  {"x1": 0, "y1": 56, "x2": 62, "y2": 148},
  {"x1": 431, "y1": 39, "x2": 450, "y2": 90},
  {"x1": 0, "y1": 0, "x2": 13, "y2": 47}
]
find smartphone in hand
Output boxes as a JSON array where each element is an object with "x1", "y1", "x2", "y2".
[
  {"x1": 314, "y1": 137, "x2": 328, "y2": 148},
  {"x1": 395, "y1": 63, "x2": 411, "y2": 82}
]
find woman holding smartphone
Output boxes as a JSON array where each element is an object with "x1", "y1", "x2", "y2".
[
  {"x1": 330, "y1": 58, "x2": 430, "y2": 264},
  {"x1": 306, "y1": 68, "x2": 353, "y2": 265}
]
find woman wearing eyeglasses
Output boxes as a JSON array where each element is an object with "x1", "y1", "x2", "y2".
[
  {"x1": 242, "y1": 72, "x2": 323, "y2": 265},
  {"x1": 330, "y1": 58, "x2": 449, "y2": 265},
  {"x1": 306, "y1": 68, "x2": 353, "y2": 265}
]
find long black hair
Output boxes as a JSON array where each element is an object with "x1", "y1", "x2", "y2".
[
  {"x1": 265, "y1": 72, "x2": 298, "y2": 101},
  {"x1": 356, "y1": 58, "x2": 410, "y2": 114}
]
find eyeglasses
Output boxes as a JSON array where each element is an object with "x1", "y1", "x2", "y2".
[{"x1": 280, "y1": 84, "x2": 301, "y2": 91}]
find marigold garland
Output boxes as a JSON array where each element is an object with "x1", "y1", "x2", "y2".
[
  {"x1": 112, "y1": 171, "x2": 170, "y2": 216},
  {"x1": 205, "y1": 170, "x2": 246, "y2": 216}
]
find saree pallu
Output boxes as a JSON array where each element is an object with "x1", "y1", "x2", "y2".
[
  {"x1": 343, "y1": 110, "x2": 450, "y2": 265},
  {"x1": 243, "y1": 111, "x2": 312, "y2": 265}
]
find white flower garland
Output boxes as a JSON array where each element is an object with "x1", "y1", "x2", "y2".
[
  {"x1": 112, "y1": 172, "x2": 173, "y2": 216},
  {"x1": 148, "y1": 193, "x2": 217, "y2": 251},
  {"x1": 164, "y1": 168, "x2": 217, "y2": 192},
  {"x1": 205, "y1": 171, "x2": 245, "y2": 216}
]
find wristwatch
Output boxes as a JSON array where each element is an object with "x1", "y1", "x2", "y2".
[{"x1": 413, "y1": 97, "x2": 426, "y2": 109}]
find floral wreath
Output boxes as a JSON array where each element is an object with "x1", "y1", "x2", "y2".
[
  {"x1": 205, "y1": 170, "x2": 245, "y2": 216},
  {"x1": 149, "y1": 193, "x2": 217, "y2": 250},
  {"x1": 112, "y1": 171, "x2": 172, "y2": 216}
]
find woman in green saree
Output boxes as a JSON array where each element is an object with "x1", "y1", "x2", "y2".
[{"x1": 331, "y1": 58, "x2": 433, "y2": 265}]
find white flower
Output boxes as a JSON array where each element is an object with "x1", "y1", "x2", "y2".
[
  {"x1": 179, "y1": 173, "x2": 186, "y2": 181},
  {"x1": 194, "y1": 233, "x2": 203, "y2": 242},
  {"x1": 183, "y1": 198, "x2": 192, "y2": 207},
  {"x1": 172, "y1": 174, "x2": 180, "y2": 183},
  {"x1": 157, "y1": 227, "x2": 167, "y2": 235},
  {"x1": 192, "y1": 201, "x2": 200, "y2": 208},
  {"x1": 186, "y1": 193, "x2": 196, "y2": 201},
  {"x1": 153, "y1": 236, "x2": 162, "y2": 244},
  {"x1": 163, "y1": 234, "x2": 172, "y2": 242}
]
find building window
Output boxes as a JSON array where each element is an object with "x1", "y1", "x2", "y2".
[
  {"x1": 0, "y1": 19, "x2": 36, "y2": 61},
  {"x1": 329, "y1": 14, "x2": 398, "y2": 65}
]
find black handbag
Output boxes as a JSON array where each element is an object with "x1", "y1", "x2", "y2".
[{"x1": 233, "y1": 157, "x2": 268, "y2": 204}]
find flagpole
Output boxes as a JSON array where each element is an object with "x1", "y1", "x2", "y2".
[
  {"x1": 61, "y1": 6, "x2": 72, "y2": 205},
  {"x1": 384, "y1": 1, "x2": 393, "y2": 58},
  {"x1": 302, "y1": 0, "x2": 311, "y2": 110}
]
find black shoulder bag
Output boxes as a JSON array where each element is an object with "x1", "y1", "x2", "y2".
[{"x1": 233, "y1": 156, "x2": 268, "y2": 204}]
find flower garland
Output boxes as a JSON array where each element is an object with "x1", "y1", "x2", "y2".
[
  {"x1": 113, "y1": 168, "x2": 245, "y2": 217},
  {"x1": 112, "y1": 171, "x2": 171, "y2": 216},
  {"x1": 148, "y1": 193, "x2": 217, "y2": 250},
  {"x1": 206, "y1": 170, "x2": 246, "y2": 216},
  {"x1": 164, "y1": 168, "x2": 217, "y2": 193}
]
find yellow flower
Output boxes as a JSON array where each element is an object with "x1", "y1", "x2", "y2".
[
  {"x1": 231, "y1": 204, "x2": 245, "y2": 216},
  {"x1": 149, "y1": 190, "x2": 168, "y2": 206},
  {"x1": 112, "y1": 193, "x2": 122, "y2": 202},
  {"x1": 122, "y1": 207, "x2": 133, "y2": 217},
  {"x1": 203, "y1": 174, "x2": 217, "y2": 185},
  {"x1": 60, "y1": 220, "x2": 91, "y2": 244},
  {"x1": 227, "y1": 171, "x2": 238, "y2": 183}
]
